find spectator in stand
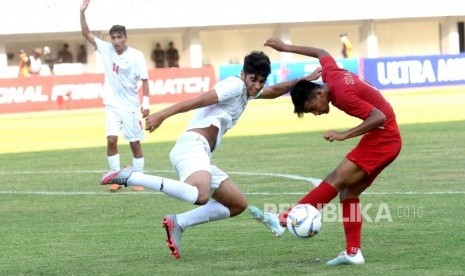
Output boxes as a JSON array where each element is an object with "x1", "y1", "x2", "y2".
[
  {"x1": 151, "y1": 42, "x2": 165, "y2": 68},
  {"x1": 58, "y1": 43, "x2": 74, "y2": 63},
  {"x1": 43, "y1": 46, "x2": 57, "y2": 75},
  {"x1": 77, "y1": 44, "x2": 88, "y2": 64},
  {"x1": 340, "y1": 33, "x2": 353, "y2": 59},
  {"x1": 17, "y1": 49, "x2": 30, "y2": 77},
  {"x1": 28, "y1": 48, "x2": 42, "y2": 75},
  {"x1": 166, "y1": 41, "x2": 179, "y2": 67}
]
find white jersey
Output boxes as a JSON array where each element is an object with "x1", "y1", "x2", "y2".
[
  {"x1": 95, "y1": 37, "x2": 149, "y2": 112},
  {"x1": 185, "y1": 76, "x2": 262, "y2": 151}
]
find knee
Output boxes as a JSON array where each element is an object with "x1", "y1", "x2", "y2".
[
  {"x1": 107, "y1": 136, "x2": 118, "y2": 147},
  {"x1": 195, "y1": 192, "x2": 210, "y2": 205},
  {"x1": 237, "y1": 200, "x2": 248, "y2": 214},
  {"x1": 325, "y1": 170, "x2": 347, "y2": 190},
  {"x1": 229, "y1": 197, "x2": 248, "y2": 217}
]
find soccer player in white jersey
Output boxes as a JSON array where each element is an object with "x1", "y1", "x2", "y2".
[
  {"x1": 80, "y1": 0, "x2": 149, "y2": 192},
  {"x1": 101, "y1": 48, "x2": 321, "y2": 258}
]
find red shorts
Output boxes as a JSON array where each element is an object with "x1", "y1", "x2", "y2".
[{"x1": 346, "y1": 129, "x2": 402, "y2": 185}]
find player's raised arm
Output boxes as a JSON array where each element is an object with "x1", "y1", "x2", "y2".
[
  {"x1": 264, "y1": 37, "x2": 330, "y2": 59},
  {"x1": 80, "y1": 0, "x2": 96, "y2": 48},
  {"x1": 258, "y1": 67, "x2": 322, "y2": 99}
]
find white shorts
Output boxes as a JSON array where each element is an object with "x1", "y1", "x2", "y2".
[
  {"x1": 169, "y1": 131, "x2": 228, "y2": 190},
  {"x1": 105, "y1": 106, "x2": 145, "y2": 142}
]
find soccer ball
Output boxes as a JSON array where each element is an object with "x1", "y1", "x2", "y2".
[{"x1": 286, "y1": 204, "x2": 322, "y2": 238}]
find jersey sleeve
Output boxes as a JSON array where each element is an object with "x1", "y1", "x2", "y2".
[
  {"x1": 320, "y1": 55, "x2": 339, "y2": 83},
  {"x1": 213, "y1": 77, "x2": 243, "y2": 102}
]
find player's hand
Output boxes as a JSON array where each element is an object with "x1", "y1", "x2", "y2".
[
  {"x1": 145, "y1": 112, "x2": 164, "y2": 133},
  {"x1": 80, "y1": 0, "x2": 90, "y2": 12},
  {"x1": 140, "y1": 107, "x2": 150, "y2": 118},
  {"x1": 323, "y1": 130, "x2": 346, "y2": 142},
  {"x1": 304, "y1": 67, "x2": 322, "y2": 81},
  {"x1": 264, "y1": 38, "x2": 288, "y2": 52}
]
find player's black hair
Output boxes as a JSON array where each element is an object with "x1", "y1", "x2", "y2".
[
  {"x1": 243, "y1": 51, "x2": 271, "y2": 78},
  {"x1": 290, "y1": 80, "x2": 322, "y2": 118},
  {"x1": 109, "y1": 25, "x2": 127, "y2": 36}
]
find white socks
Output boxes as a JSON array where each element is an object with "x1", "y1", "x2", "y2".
[
  {"x1": 108, "y1": 154, "x2": 120, "y2": 171},
  {"x1": 107, "y1": 153, "x2": 144, "y2": 172},
  {"x1": 132, "y1": 157, "x2": 144, "y2": 172},
  {"x1": 128, "y1": 172, "x2": 199, "y2": 204},
  {"x1": 107, "y1": 154, "x2": 144, "y2": 172},
  {"x1": 176, "y1": 200, "x2": 231, "y2": 229}
]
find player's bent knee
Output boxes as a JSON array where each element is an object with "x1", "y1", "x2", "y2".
[
  {"x1": 195, "y1": 193, "x2": 210, "y2": 205},
  {"x1": 230, "y1": 198, "x2": 247, "y2": 217},
  {"x1": 237, "y1": 202, "x2": 247, "y2": 214}
]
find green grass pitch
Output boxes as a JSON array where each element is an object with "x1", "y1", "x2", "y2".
[{"x1": 1, "y1": 87, "x2": 465, "y2": 275}]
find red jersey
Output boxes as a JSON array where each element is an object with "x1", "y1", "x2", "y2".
[
  {"x1": 320, "y1": 55, "x2": 401, "y2": 182},
  {"x1": 320, "y1": 55, "x2": 399, "y2": 136}
]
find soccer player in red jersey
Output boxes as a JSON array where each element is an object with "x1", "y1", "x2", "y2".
[{"x1": 249, "y1": 38, "x2": 402, "y2": 265}]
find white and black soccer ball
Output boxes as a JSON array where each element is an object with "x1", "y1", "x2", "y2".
[{"x1": 286, "y1": 204, "x2": 322, "y2": 238}]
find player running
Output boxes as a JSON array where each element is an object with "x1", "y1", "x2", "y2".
[{"x1": 249, "y1": 38, "x2": 402, "y2": 265}]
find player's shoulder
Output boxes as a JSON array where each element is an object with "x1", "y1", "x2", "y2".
[
  {"x1": 215, "y1": 76, "x2": 243, "y2": 89},
  {"x1": 127, "y1": 46, "x2": 144, "y2": 56},
  {"x1": 214, "y1": 76, "x2": 244, "y2": 96},
  {"x1": 320, "y1": 55, "x2": 340, "y2": 72},
  {"x1": 229, "y1": 76, "x2": 242, "y2": 81},
  {"x1": 94, "y1": 37, "x2": 112, "y2": 51}
]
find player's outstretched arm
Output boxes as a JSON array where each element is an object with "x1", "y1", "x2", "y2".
[
  {"x1": 259, "y1": 67, "x2": 322, "y2": 99},
  {"x1": 80, "y1": 0, "x2": 96, "y2": 48},
  {"x1": 264, "y1": 38, "x2": 329, "y2": 59},
  {"x1": 145, "y1": 90, "x2": 219, "y2": 133}
]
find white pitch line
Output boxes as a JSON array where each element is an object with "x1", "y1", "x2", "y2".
[{"x1": 0, "y1": 170, "x2": 463, "y2": 196}]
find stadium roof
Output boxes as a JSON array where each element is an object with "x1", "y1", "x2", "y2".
[{"x1": 1, "y1": 0, "x2": 464, "y2": 36}]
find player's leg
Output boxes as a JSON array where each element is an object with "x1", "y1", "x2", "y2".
[
  {"x1": 327, "y1": 135, "x2": 402, "y2": 265},
  {"x1": 304, "y1": 158, "x2": 366, "y2": 265},
  {"x1": 161, "y1": 170, "x2": 213, "y2": 259},
  {"x1": 101, "y1": 167, "x2": 205, "y2": 204},
  {"x1": 159, "y1": 143, "x2": 216, "y2": 259},
  {"x1": 106, "y1": 135, "x2": 119, "y2": 168},
  {"x1": 124, "y1": 109, "x2": 145, "y2": 191},
  {"x1": 105, "y1": 106, "x2": 122, "y2": 191},
  {"x1": 102, "y1": 132, "x2": 215, "y2": 204},
  {"x1": 128, "y1": 141, "x2": 144, "y2": 191},
  {"x1": 326, "y1": 176, "x2": 369, "y2": 266},
  {"x1": 169, "y1": 185, "x2": 237, "y2": 236},
  {"x1": 211, "y1": 178, "x2": 247, "y2": 217},
  {"x1": 249, "y1": 157, "x2": 364, "y2": 236},
  {"x1": 164, "y1": 166, "x2": 245, "y2": 259},
  {"x1": 174, "y1": 166, "x2": 243, "y2": 231},
  {"x1": 327, "y1": 138, "x2": 402, "y2": 265},
  {"x1": 276, "y1": 158, "x2": 366, "y2": 226}
]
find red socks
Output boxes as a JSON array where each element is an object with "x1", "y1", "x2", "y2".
[
  {"x1": 341, "y1": 198, "x2": 362, "y2": 255},
  {"x1": 280, "y1": 182, "x2": 362, "y2": 255},
  {"x1": 297, "y1": 181, "x2": 338, "y2": 209},
  {"x1": 278, "y1": 181, "x2": 338, "y2": 226}
]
